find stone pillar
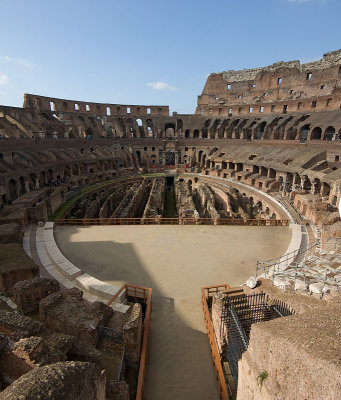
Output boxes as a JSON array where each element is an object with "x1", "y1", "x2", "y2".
[
  {"x1": 25, "y1": 181, "x2": 30, "y2": 193},
  {"x1": 35, "y1": 179, "x2": 40, "y2": 189}
]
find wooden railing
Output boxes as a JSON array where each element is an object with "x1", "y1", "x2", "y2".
[
  {"x1": 107, "y1": 284, "x2": 152, "y2": 400},
  {"x1": 56, "y1": 217, "x2": 289, "y2": 226},
  {"x1": 201, "y1": 284, "x2": 231, "y2": 400}
]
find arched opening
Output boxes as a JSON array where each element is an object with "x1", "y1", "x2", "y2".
[
  {"x1": 310, "y1": 127, "x2": 322, "y2": 140},
  {"x1": 165, "y1": 123, "x2": 175, "y2": 138},
  {"x1": 136, "y1": 151, "x2": 141, "y2": 164},
  {"x1": 193, "y1": 129, "x2": 200, "y2": 138},
  {"x1": 136, "y1": 119, "x2": 142, "y2": 127},
  {"x1": 255, "y1": 121, "x2": 266, "y2": 139},
  {"x1": 298, "y1": 124, "x2": 310, "y2": 142},
  {"x1": 324, "y1": 126, "x2": 335, "y2": 141},
  {"x1": 19, "y1": 176, "x2": 26, "y2": 196},
  {"x1": 8, "y1": 179, "x2": 18, "y2": 201},
  {"x1": 185, "y1": 129, "x2": 190, "y2": 138},
  {"x1": 86, "y1": 128, "x2": 93, "y2": 139}
]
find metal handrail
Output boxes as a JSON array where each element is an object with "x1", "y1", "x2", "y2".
[{"x1": 256, "y1": 239, "x2": 319, "y2": 277}]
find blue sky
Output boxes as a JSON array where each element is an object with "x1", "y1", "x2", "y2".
[{"x1": 0, "y1": 0, "x2": 340, "y2": 114}]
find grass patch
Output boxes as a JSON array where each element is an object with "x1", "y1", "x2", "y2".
[{"x1": 258, "y1": 371, "x2": 268, "y2": 387}]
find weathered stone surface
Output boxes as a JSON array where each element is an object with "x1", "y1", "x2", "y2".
[
  {"x1": 13, "y1": 277, "x2": 60, "y2": 313},
  {"x1": 0, "y1": 361, "x2": 106, "y2": 400},
  {"x1": 0, "y1": 243, "x2": 39, "y2": 295},
  {"x1": 39, "y1": 288, "x2": 113, "y2": 347}
]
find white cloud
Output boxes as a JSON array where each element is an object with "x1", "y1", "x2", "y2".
[
  {"x1": 147, "y1": 81, "x2": 177, "y2": 92},
  {"x1": 4, "y1": 55, "x2": 35, "y2": 68},
  {"x1": 0, "y1": 74, "x2": 8, "y2": 85}
]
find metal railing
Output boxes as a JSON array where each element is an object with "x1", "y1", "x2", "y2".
[
  {"x1": 255, "y1": 239, "x2": 319, "y2": 278},
  {"x1": 106, "y1": 284, "x2": 152, "y2": 400},
  {"x1": 56, "y1": 217, "x2": 289, "y2": 226}
]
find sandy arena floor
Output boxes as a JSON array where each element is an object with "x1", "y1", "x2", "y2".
[{"x1": 55, "y1": 225, "x2": 291, "y2": 400}]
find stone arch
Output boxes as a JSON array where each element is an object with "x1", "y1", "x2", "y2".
[
  {"x1": 310, "y1": 127, "x2": 322, "y2": 140},
  {"x1": 324, "y1": 126, "x2": 335, "y2": 141},
  {"x1": 8, "y1": 179, "x2": 18, "y2": 200},
  {"x1": 193, "y1": 129, "x2": 200, "y2": 138},
  {"x1": 185, "y1": 129, "x2": 190, "y2": 138},
  {"x1": 165, "y1": 123, "x2": 175, "y2": 138},
  {"x1": 298, "y1": 124, "x2": 310, "y2": 142}
]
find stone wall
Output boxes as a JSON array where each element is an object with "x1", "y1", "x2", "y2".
[{"x1": 197, "y1": 49, "x2": 341, "y2": 117}]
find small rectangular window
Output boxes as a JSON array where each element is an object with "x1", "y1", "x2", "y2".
[
  {"x1": 321, "y1": 85, "x2": 325, "y2": 89},
  {"x1": 218, "y1": 108, "x2": 222, "y2": 115},
  {"x1": 249, "y1": 107, "x2": 253, "y2": 113},
  {"x1": 106, "y1": 107, "x2": 111, "y2": 116},
  {"x1": 297, "y1": 102, "x2": 303, "y2": 110},
  {"x1": 147, "y1": 108, "x2": 151, "y2": 115},
  {"x1": 283, "y1": 105, "x2": 288, "y2": 113},
  {"x1": 271, "y1": 105, "x2": 276, "y2": 112},
  {"x1": 260, "y1": 106, "x2": 264, "y2": 113},
  {"x1": 335, "y1": 155, "x2": 339, "y2": 162},
  {"x1": 137, "y1": 107, "x2": 140, "y2": 113},
  {"x1": 277, "y1": 78, "x2": 282, "y2": 85},
  {"x1": 263, "y1": 93, "x2": 267, "y2": 97},
  {"x1": 157, "y1": 108, "x2": 161, "y2": 113},
  {"x1": 326, "y1": 98, "x2": 332, "y2": 106},
  {"x1": 86, "y1": 104, "x2": 90, "y2": 111},
  {"x1": 185, "y1": 147, "x2": 188, "y2": 151},
  {"x1": 117, "y1": 107, "x2": 121, "y2": 113},
  {"x1": 75, "y1": 103, "x2": 79, "y2": 111},
  {"x1": 127, "y1": 107, "x2": 131, "y2": 114},
  {"x1": 238, "y1": 107, "x2": 242, "y2": 114},
  {"x1": 306, "y1": 73, "x2": 312, "y2": 80},
  {"x1": 312, "y1": 100, "x2": 317, "y2": 108},
  {"x1": 251, "y1": 84, "x2": 256, "y2": 88},
  {"x1": 50, "y1": 101, "x2": 56, "y2": 111},
  {"x1": 228, "y1": 108, "x2": 232, "y2": 115},
  {"x1": 227, "y1": 84, "x2": 231, "y2": 90}
]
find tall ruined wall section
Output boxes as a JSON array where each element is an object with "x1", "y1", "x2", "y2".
[
  {"x1": 197, "y1": 49, "x2": 341, "y2": 117},
  {"x1": 24, "y1": 94, "x2": 169, "y2": 117}
]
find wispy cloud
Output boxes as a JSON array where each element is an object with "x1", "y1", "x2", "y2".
[
  {"x1": 147, "y1": 81, "x2": 177, "y2": 92},
  {"x1": 0, "y1": 74, "x2": 8, "y2": 85},
  {"x1": 4, "y1": 55, "x2": 35, "y2": 68}
]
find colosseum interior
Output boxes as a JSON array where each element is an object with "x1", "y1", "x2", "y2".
[{"x1": 0, "y1": 49, "x2": 341, "y2": 400}]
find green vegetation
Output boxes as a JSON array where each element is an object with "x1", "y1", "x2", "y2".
[
  {"x1": 49, "y1": 173, "x2": 163, "y2": 222},
  {"x1": 258, "y1": 371, "x2": 268, "y2": 387}
]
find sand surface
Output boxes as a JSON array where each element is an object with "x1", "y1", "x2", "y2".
[{"x1": 55, "y1": 225, "x2": 291, "y2": 400}]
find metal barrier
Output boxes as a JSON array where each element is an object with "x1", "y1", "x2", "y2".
[
  {"x1": 201, "y1": 285, "x2": 230, "y2": 400},
  {"x1": 56, "y1": 217, "x2": 289, "y2": 226},
  {"x1": 255, "y1": 239, "x2": 319, "y2": 278},
  {"x1": 107, "y1": 284, "x2": 152, "y2": 400}
]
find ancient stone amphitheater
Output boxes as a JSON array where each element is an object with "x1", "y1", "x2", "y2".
[{"x1": 0, "y1": 50, "x2": 341, "y2": 400}]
